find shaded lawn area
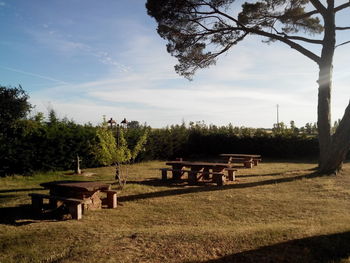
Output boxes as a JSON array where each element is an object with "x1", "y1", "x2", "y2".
[{"x1": 0, "y1": 160, "x2": 349, "y2": 263}]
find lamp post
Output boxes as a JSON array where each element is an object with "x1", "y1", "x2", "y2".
[{"x1": 115, "y1": 118, "x2": 128, "y2": 182}]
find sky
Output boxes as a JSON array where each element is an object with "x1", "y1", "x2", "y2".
[{"x1": 0, "y1": 0, "x2": 349, "y2": 128}]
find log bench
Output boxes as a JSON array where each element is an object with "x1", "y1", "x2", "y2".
[
  {"x1": 28, "y1": 193, "x2": 91, "y2": 220},
  {"x1": 221, "y1": 157, "x2": 254, "y2": 168}
]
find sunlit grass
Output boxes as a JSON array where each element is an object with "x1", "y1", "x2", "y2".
[{"x1": 0, "y1": 160, "x2": 350, "y2": 262}]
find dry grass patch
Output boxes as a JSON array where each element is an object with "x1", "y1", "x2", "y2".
[{"x1": 0, "y1": 160, "x2": 349, "y2": 262}]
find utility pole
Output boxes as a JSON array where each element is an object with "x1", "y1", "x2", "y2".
[{"x1": 276, "y1": 104, "x2": 280, "y2": 131}]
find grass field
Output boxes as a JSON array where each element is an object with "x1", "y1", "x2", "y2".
[{"x1": 0, "y1": 160, "x2": 350, "y2": 263}]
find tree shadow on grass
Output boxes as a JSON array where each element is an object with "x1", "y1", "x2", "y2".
[
  {"x1": 0, "y1": 204, "x2": 72, "y2": 226},
  {"x1": 0, "y1": 187, "x2": 44, "y2": 194},
  {"x1": 119, "y1": 171, "x2": 322, "y2": 202},
  {"x1": 236, "y1": 167, "x2": 318, "y2": 178},
  {"x1": 0, "y1": 205, "x2": 41, "y2": 226},
  {"x1": 187, "y1": 231, "x2": 350, "y2": 263}
]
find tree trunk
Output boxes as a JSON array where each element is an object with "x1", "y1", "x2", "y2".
[
  {"x1": 317, "y1": 1, "x2": 337, "y2": 174},
  {"x1": 317, "y1": 62, "x2": 332, "y2": 172},
  {"x1": 317, "y1": 61, "x2": 332, "y2": 173},
  {"x1": 320, "y1": 103, "x2": 350, "y2": 173}
]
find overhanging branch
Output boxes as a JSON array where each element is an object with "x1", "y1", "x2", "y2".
[
  {"x1": 247, "y1": 28, "x2": 321, "y2": 64},
  {"x1": 336, "y1": 26, "x2": 350, "y2": 30},
  {"x1": 336, "y1": 40, "x2": 350, "y2": 48},
  {"x1": 335, "y1": 2, "x2": 350, "y2": 12},
  {"x1": 277, "y1": 33, "x2": 323, "y2": 44}
]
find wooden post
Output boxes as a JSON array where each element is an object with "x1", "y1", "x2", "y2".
[
  {"x1": 161, "y1": 168, "x2": 167, "y2": 180},
  {"x1": 75, "y1": 155, "x2": 81, "y2": 174},
  {"x1": 213, "y1": 174, "x2": 225, "y2": 186},
  {"x1": 227, "y1": 169, "x2": 236, "y2": 181},
  {"x1": 107, "y1": 191, "x2": 117, "y2": 208},
  {"x1": 68, "y1": 203, "x2": 82, "y2": 220},
  {"x1": 244, "y1": 158, "x2": 253, "y2": 168}
]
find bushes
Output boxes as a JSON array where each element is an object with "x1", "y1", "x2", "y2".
[
  {"x1": 0, "y1": 111, "x2": 151, "y2": 176},
  {"x1": 143, "y1": 124, "x2": 319, "y2": 160}
]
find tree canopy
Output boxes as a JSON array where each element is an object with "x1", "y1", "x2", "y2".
[
  {"x1": 0, "y1": 85, "x2": 32, "y2": 132},
  {"x1": 147, "y1": 0, "x2": 349, "y2": 78}
]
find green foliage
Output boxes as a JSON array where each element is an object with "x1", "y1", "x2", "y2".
[
  {"x1": 146, "y1": 0, "x2": 325, "y2": 78},
  {"x1": 143, "y1": 121, "x2": 319, "y2": 160},
  {"x1": 93, "y1": 126, "x2": 119, "y2": 166},
  {"x1": 0, "y1": 85, "x2": 31, "y2": 132},
  {"x1": 115, "y1": 127, "x2": 132, "y2": 163},
  {"x1": 129, "y1": 127, "x2": 150, "y2": 162}
]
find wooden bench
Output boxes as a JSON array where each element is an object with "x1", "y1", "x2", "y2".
[
  {"x1": 160, "y1": 168, "x2": 226, "y2": 185},
  {"x1": 28, "y1": 193, "x2": 91, "y2": 220},
  {"x1": 222, "y1": 157, "x2": 254, "y2": 168},
  {"x1": 160, "y1": 167, "x2": 237, "y2": 186}
]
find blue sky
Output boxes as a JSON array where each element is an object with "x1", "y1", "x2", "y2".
[{"x1": 0, "y1": 0, "x2": 349, "y2": 128}]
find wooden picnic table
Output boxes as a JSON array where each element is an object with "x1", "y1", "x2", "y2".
[
  {"x1": 164, "y1": 161, "x2": 236, "y2": 186},
  {"x1": 220, "y1": 153, "x2": 262, "y2": 167},
  {"x1": 40, "y1": 180, "x2": 112, "y2": 210}
]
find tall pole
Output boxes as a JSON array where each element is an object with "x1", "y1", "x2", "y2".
[
  {"x1": 115, "y1": 123, "x2": 120, "y2": 181},
  {"x1": 276, "y1": 104, "x2": 279, "y2": 129}
]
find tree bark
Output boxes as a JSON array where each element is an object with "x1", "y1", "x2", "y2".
[
  {"x1": 320, "y1": 103, "x2": 350, "y2": 173},
  {"x1": 317, "y1": 62, "x2": 332, "y2": 171}
]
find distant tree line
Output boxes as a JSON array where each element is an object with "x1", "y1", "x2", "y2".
[
  {"x1": 0, "y1": 85, "x2": 332, "y2": 176},
  {"x1": 144, "y1": 121, "x2": 320, "y2": 161}
]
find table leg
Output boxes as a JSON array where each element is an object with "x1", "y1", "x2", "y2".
[
  {"x1": 31, "y1": 195, "x2": 43, "y2": 212},
  {"x1": 213, "y1": 168, "x2": 226, "y2": 186},
  {"x1": 188, "y1": 167, "x2": 201, "y2": 185},
  {"x1": 227, "y1": 170, "x2": 236, "y2": 181},
  {"x1": 172, "y1": 165, "x2": 184, "y2": 180},
  {"x1": 107, "y1": 191, "x2": 117, "y2": 208},
  {"x1": 68, "y1": 203, "x2": 82, "y2": 220},
  {"x1": 202, "y1": 167, "x2": 210, "y2": 180},
  {"x1": 244, "y1": 158, "x2": 253, "y2": 168}
]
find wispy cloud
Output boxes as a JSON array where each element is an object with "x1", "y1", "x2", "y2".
[
  {"x1": 28, "y1": 29, "x2": 131, "y2": 72},
  {"x1": 0, "y1": 65, "x2": 69, "y2": 85}
]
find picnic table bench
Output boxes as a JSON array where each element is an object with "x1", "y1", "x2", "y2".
[
  {"x1": 220, "y1": 154, "x2": 262, "y2": 167},
  {"x1": 162, "y1": 161, "x2": 237, "y2": 186},
  {"x1": 29, "y1": 181, "x2": 117, "y2": 220}
]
